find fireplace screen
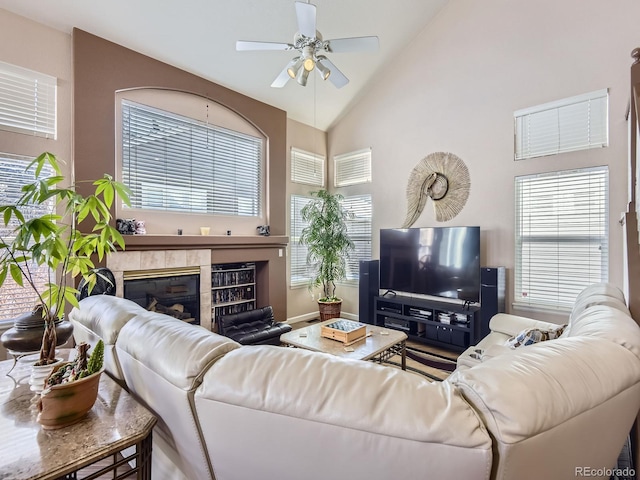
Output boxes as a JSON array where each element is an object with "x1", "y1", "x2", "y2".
[{"x1": 124, "y1": 273, "x2": 200, "y2": 325}]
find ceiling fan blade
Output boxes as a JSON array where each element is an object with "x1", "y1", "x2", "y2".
[
  {"x1": 271, "y1": 70, "x2": 291, "y2": 88},
  {"x1": 271, "y1": 62, "x2": 295, "y2": 88},
  {"x1": 295, "y1": 1, "x2": 317, "y2": 38},
  {"x1": 319, "y1": 57, "x2": 349, "y2": 89},
  {"x1": 236, "y1": 40, "x2": 293, "y2": 51},
  {"x1": 325, "y1": 36, "x2": 379, "y2": 53}
]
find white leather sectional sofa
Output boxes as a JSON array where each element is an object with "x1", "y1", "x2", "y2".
[{"x1": 69, "y1": 283, "x2": 640, "y2": 480}]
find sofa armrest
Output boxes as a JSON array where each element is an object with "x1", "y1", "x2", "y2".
[{"x1": 488, "y1": 313, "x2": 564, "y2": 338}]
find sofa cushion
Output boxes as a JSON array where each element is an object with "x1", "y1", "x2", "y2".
[
  {"x1": 195, "y1": 345, "x2": 493, "y2": 480},
  {"x1": 450, "y1": 336, "x2": 640, "y2": 443},
  {"x1": 68, "y1": 295, "x2": 149, "y2": 381},
  {"x1": 563, "y1": 305, "x2": 640, "y2": 361},
  {"x1": 505, "y1": 324, "x2": 566, "y2": 348},
  {"x1": 68, "y1": 295, "x2": 147, "y2": 344},
  {"x1": 117, "y1": 311, "x2": 240, "y2": 390},
  {"x1": 450, "y1": 335, "x2": 640, "y2": 480}
]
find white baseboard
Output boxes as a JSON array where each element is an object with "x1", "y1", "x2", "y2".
[{"x1": 287, "y1": 311, "x2": 358, "y2": 324}]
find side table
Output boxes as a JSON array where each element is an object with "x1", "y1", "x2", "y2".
[{"x1": 0, "y1": 351, "x2": 157, "y2": 479}]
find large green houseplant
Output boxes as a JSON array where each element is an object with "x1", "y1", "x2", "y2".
[
  {"x1": 299, "y1": 189, "x2": 354, "y2": 320},
  {"x1": 0, "y1": 152, "x2": 130, "y2": 366}
]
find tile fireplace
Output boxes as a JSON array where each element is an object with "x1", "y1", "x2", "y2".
[
  {"x1": 124, "y1": 269, "x2": 201, "y2": 325},
  {"x1": 108, "y1": 249, "x2": 213, "y2": 330},
  {"x1": 105, "y1": 235, "x2": 289, "y2": 331}
]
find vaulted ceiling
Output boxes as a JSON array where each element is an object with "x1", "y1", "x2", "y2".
[{"x1": 0, "y1": 0, "x2": 447, "y2": 130}]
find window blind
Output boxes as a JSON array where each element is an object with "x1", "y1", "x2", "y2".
[
  {"x1": 0, "y1": 153, "x2": 55, "y2": 323},
  {"x1": 334, "y1": 148, "x2": 372, "y2": 187},
  {"x1": 0, "y1": 61, "x2": 56, "y2": 139},
  {"x1": 514, "y1": 166, "x2": 609, "y2": 310},
  {"x1": 342, "y1": 194, "x2": 372, "y2": 281},
  {"x1": 291, "y1": 148, "x2": 325, "y2": 186},
  {"x1": 514, "y1": 89, "x2": 608, "y2": 160},
  {"x1": 122, "y1": 100, "x2": 263, "y2": 216},
  {"x1": 290, "y1": 194, "x2": 312, "y2": 286}
]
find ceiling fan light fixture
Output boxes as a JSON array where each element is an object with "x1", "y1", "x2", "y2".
[
  {"x1": 287, "y1": 57, "x2": 303, "y2": 79},
  {"x1": 296, "y1": 66, "x2": 310, "y2": 86},
  {"x1": 316, "y1": 57, "x2": 331, "y2": 80},
  {"x1": 301, "y1": 46, "x2": 315, "y2": 72}
]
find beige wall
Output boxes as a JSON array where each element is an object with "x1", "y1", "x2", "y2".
[{"x1": 328, "y1": 0, "x2": 640, "y2": 322}]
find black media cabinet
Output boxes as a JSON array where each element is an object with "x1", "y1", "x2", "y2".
[{"x1": 374, "y1": 295, "x2": 480, "y2": 351}]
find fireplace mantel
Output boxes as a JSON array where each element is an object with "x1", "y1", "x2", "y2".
[
  {"x1": 120, "y1": 235, "x2": 289, "y2": 251},
  {"x1": 107, "y1": 235, "x2": 289, "y2": 332}
]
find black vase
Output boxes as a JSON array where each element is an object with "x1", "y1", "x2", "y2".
[{"x1": 0, "y1": 307, "x2": 74, "y2": 354}]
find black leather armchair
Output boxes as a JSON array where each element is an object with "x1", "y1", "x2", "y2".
[{"x1": 217, "y1": 306, "x2": 292, "y2": 345}]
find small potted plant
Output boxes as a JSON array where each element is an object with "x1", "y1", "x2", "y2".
[
  {"x1": 299, "y1": 189, "x2": 354, "y2": 320},
  {"x1": 37, "y1": 339, "x2": 105, "y2": 429},
  {"x1": 0, "y1": 152, "x2": 130, "y2": 370}
]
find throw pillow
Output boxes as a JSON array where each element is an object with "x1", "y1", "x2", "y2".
[{"x1": 505, "y1": 324, "x2": 567, "y2": 349}]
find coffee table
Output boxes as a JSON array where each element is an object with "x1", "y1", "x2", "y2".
[{"x1": 280, "y1": 319, "x2": 407, "y2": 370}]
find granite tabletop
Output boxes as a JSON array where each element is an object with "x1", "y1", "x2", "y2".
[{"x1": 0, "y1": 350, "x2": 156, "y2": 480}]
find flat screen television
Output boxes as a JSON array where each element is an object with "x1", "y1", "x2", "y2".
[{"x1": 379, "y1": 226, "x2": 481, "y2": 303}]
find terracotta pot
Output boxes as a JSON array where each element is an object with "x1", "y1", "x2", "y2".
[
  {"x1": 318, "y1": 299, "x2": 342, "y2": 321},
  {"x1": 37, "y1": 363, "x2": 103, "y2": 430}
]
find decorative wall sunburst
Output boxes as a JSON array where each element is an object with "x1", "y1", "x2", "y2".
[{"x1": 401, "y1": 152, "x2": 470, "y2": 226}]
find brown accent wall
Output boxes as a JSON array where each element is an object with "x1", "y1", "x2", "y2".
[{"x1": 72, "y1": 29, "x2": 289, "y2": 320}]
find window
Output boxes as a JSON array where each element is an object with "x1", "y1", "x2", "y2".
[
  {"x1": 291, "y1": 148, "x2": 325, "y2": 186},
  {"x1": 121, "y1": 100, "x2": 263, "y2": 216},
  {"x1": 0, "y1": 153, "x2": 55, "y2": 323},
  {"x1": 290, "y1": 194, "x2": 312, "y2": 287},
  {"x1": 342, "y1": 194, "x2": 372, "y2": 281},
  {"x1": 289, "y1": 194, "x2": 372, "y2": 286},
  {"x1": 0, "y1": 61, "x2": 56, "y2": 138},
  {"x1": 334, "y1": 148, "x2": 372, "y2": 187},
  {"x1": 514, "y1": 89, "x2": 608, "y2": 160},
  {"x1": 515, "y1": 166, "x2": 609, "y2": 310}
]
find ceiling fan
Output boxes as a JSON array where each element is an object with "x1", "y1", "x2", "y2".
[{"x1": 236, "y1": 1, "x2": 379, "y2": 89}]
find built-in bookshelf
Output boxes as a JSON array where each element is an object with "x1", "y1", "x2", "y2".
[{"x1": 211, "y1": 262, "x2": 256, "y2": 328}]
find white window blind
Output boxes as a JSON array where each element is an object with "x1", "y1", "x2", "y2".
[
  {"x1": 0, "y1": 61, "x2": 56, "y2": 139},
  {"x1": 122, "y1": 100, "x2": 263, "y2": 216},
  {"x1": 334, "y1": 148, "x2": 372, "y2": 187},
  {"x1": 514, "y1": 89, "x2": 608, "y2": 160},
  {"x1": 342, "y1": 194, "x2": 372, "y2": 281},
  {"x1": 0, "y1": 153, "x2": 55, "y2": 323},
  {"x1": 290, "y1": 195, "x2": 313, "y2": 286},
  {"x1": 291, "y1": 148, "x2": 325, "y2": 186},
  {"x1": 515, "y1": 166, "x2": 609, "y2": 310}
]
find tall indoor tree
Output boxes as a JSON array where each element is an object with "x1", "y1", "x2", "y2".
[{"x1": 300, "y1": 189, "x2": 354, "y2": 320}]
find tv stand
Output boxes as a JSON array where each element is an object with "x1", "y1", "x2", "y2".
[{"x1": 374, "y1": 295, "x2": 480, "y2": 351}]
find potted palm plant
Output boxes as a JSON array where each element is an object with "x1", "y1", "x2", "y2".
[
  {"x1": 299, "y1": 189, "x2": 354, "y2": 320},
  {"x1": 0, "y1": 152, "x2": 130, "y2": 368}
]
